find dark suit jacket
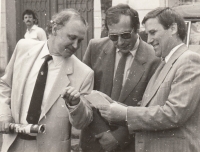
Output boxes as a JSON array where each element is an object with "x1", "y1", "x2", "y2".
[{"x1": 81, "y1": 37, "x2": 160, "y2": 152}]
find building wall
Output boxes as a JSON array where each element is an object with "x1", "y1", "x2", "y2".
[
  {"x1": 0, "y1": 0, "x2": 8, "y2": 74},
  {"x1": 0, "y1": 0, "x2": 17, "y2": 74},
  {"x1": 6, "y1": 0, "x2": 17, "y2": 61},
  {"x1": 93, "y1": 0, "x2": 165, "y2": 39}
]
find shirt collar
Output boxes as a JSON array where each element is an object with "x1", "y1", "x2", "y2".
[
  {"x1": 27, "y1": 24, "x2": 37, "y2": 32},
  {"x1": 116, "y1": 36, "x2": 140, "y2": 57},
  {"x1": 165, "y1": 43, "x2": 184, "y2": 63}
]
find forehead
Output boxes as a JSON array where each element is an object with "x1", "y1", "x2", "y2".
[
  {"x1": 61, "y1": 19, "x2": 86, "y2": 38},
  {"x1": 108, "y1": 15, "x2": 132, "y2": 33},
  {"x1": 24, "y1": 14, "x2": 33, "y2": 18},
  {"x1": 144, "y1": 18, "x2": 164, "y2": 32}
]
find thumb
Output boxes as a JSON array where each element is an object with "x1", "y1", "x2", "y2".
[
  {"x1": 104, "y1": 95, "x2": 115, "y2": 103},
  {"x1": 95, "y1": 132, "x2": 103, "y2": 139}
]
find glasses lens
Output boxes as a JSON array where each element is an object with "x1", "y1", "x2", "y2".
[
  {"x1": 121, "y1": 32, "x2": 132, "y2": 39},
  {"x1": 109, "y1": 34, "x2": 118, "y2": 41}
]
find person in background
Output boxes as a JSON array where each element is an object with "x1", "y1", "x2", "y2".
[
  {"x1": 81, "y1": 4, "x2": 160, "y2": 152},
  {"x1": 98, "y1": 7, "x2": 200, "y2": 152},
  {"x1": 22, "y1": 9, "x2": 47, "y2": 41},
  {"x1": 0, "y1": 8, "x2": 93, "y2": 152}
]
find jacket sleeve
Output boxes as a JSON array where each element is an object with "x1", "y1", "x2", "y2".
[
  {"x1": 0, "y1": 41, "x2": 20, "y2": 118},
  {"x1": 69, "y1": 70, "x2": 94, "y2": 129}
]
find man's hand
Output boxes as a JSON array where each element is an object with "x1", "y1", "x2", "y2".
[
  {"x1": 98, "y1": 103, "x2": 127, "y2": 123},
  {"x1": 61, "y1": 86, "x2": 80, "y2": 106},
  {"x1": 95, "y1": 131, "x2": 118, "y2": 151},
  {"x1": 0, "y1": 116, "x2": 14, "y2": 134}
]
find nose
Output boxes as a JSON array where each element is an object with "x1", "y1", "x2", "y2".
[
  {"x1": 72, "y1": 40, "x2": 79, "y2": 50},
  {"x1": 147, "y1": 34, "x2": 153, "y2": 45},
  {"x1": 117, "y1": 36, "x2": 124, "y2": 46}
]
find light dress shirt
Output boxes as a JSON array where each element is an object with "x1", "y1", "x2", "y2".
[
  {"x1": 24, "y1": 25, "x2": 47, "y2": 41},
  {"x1": 20, "y1": 41, "x2": 65, "y2": 125},
  {"x1": 114, "y1": 37, "x2": 140, "y2": 86},
  {"x1": 165, "y1": 43, "x2": 184, "y2": 63}
]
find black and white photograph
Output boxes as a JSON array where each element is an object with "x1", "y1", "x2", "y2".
[{"x1": 0, "y1": 0, "x2": 200, "y2": 152}]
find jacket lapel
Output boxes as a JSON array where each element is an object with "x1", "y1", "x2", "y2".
[
  {"x1": 101, "y1": 41, "x2": 116, "y2": 96},
  {"x1": 118, "y1": 40, "x2": 146, "y2": 103},
  {"x1": 142, "y1": 44, "x2": 188, "y2": 107},
  {"x1": 17, "y1": 43, "x2": 45, "y2": 122},
  {"x1": 39, "y1": 56, "x2": 72, "y2": 121}
]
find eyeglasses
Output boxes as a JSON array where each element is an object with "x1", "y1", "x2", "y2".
[{"x1": 109, "y1": 29, "x2": 134, "y2": 41}]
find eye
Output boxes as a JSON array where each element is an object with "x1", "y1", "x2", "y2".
[
  {"x1": 78, "y1": 39, "x2": 83, "y2": 44},
  {"x1": 68, "y1": 35, "x2": 77, "y2": 40},
  {"x1": 149, "y1": 30, "x2": 156, "y2": 36}
]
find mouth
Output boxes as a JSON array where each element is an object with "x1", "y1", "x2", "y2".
[
  {"x1": 65, "y1": 48, "x2": 75, "y2": 55},
  {"x1": 117, "y1": 44, "x2": 130, "y2": 50},
  {"x1": 152, "y1": 43, "x2": 159, "y2": 49}
]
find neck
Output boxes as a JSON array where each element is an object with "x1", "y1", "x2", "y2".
[
  {"x1": 27, "y1": 24, "x2": 34, "y2": 31},
  {"x1": 47, "y1": 38, "x2": 58, "y2": 55}
]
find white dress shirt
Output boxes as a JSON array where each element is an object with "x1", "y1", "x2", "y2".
[
  {"x1": 165, "y1": 43, "x2": 184, "y2": 63},
  {"x1": 24, "y1": 25, "x2": 47, "y2": 41},
  {"x1": 114, "y1": 37, "x2": 140, "y2": 86},
  {"x1": 20, "y1": 42, "x2": 65, "y2": 124}
]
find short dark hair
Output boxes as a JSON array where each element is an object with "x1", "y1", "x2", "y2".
[
  {"x1": 22, "y1": 9, "x2": 37, "y2": 20},
  {"x1": 105, "y1": 4, "x2": 140, "y2": 33},
  {"x1": 46, "y1": 8, "x2": 87, "y2": 35},
  {"x1": 142, "y1": 7, "x2": 186, "y2": 41}
]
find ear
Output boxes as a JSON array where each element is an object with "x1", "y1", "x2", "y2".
[
  {"x1": 170, "y1": 23, "x2": 178, "y2": 35},
  {"x1": 52, "y1": 25, "x2": 57, "y2": 36}
]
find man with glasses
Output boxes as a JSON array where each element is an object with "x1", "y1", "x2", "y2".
[{"x1": 81, "y1": 4, "x2": 160, "y2": 152}]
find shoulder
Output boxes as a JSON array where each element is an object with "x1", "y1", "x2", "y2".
[
  {"x1": 179, "y1": 49, "x2": 200, "y2": 63},
  {"x1": 35, "y1": 26, "x2": 46, "y2": 33},
  {"x1": 89, "y1": 37, "x2": 112, "y2": 48},
  {"x1": 17, "y1": 39, "x2": 45, "y2": 49},
  {"x1": 138, "y1": 39, "x2": 160, "y2": 63},
  {"x1": 139, "y1": 39, "x2": 155, "y2": 55},
  {"x1": 16, "y1": 39, "x2": 45, "y2": 54}
]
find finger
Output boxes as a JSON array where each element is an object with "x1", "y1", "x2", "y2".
[
  {"x1": 98, "y1": 105, "x2": 108, "y2": 111},
  {"x1": 95, "y1": 132, "x2": 103, "y2": 139},
  {"x1": 68, "y1": 90, "x2": 78, "y2": 101},
  {"x1": 72, "y1": 92, "x2": 80, "y2": 100},
  {"x1": 60, "y1": 86, "x2": 71, "y2": 98},
  {"x1": 62, "y1": 87, "x2": 74, "y2": 102},
  {"x1": 4, "y1": 122, "x2": 10, "y2": 133}
]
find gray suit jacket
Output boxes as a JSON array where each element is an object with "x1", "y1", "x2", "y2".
[
  {"x1": 127, "y1": 44, "x2": 200, "y2": 152},
  {"x1": 0, "y1": 39, "x2": 94, "y2": 152}
]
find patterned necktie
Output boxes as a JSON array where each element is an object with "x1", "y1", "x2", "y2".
[
  {"x1": 111, "y1": 52, "x2": 129, "y2": 101},
  {"x1": 26, "y1": 55, "x2": 52, "y2": 124}
]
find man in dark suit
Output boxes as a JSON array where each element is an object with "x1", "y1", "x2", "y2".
[
  {"x1": 98, "y1": 7, "x2": 200, "y2": 152},
  {"x1": 81, "y1": 4, "x2": 160, "y2": 152}
]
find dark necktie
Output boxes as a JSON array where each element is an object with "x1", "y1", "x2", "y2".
[
  {"x1": 111, "y1": 52, "x2": 128, "y2": 101},
  {"x1": 26, "y1": 55, "x2": 52, "y2": 124}
]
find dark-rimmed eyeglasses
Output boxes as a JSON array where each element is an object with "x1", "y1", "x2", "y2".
[{"x1": 109, "y1": 29, "x2": 134, "y2": 41}]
